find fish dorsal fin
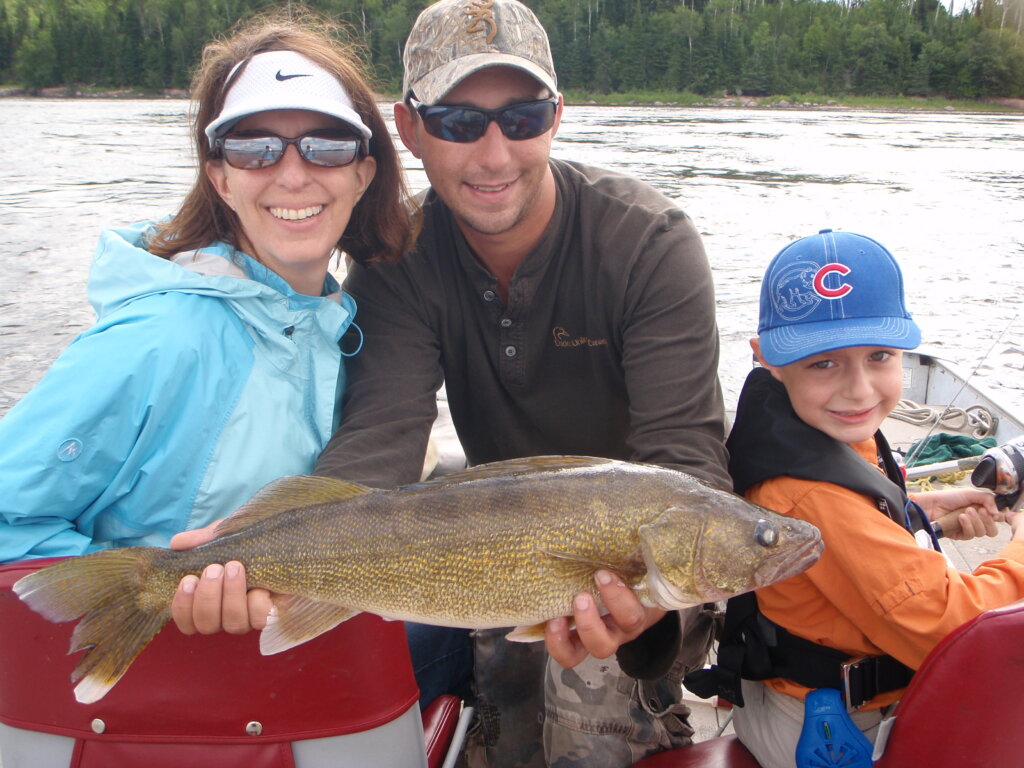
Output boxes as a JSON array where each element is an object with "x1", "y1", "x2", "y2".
[
  {"x1": 214, "y1": 475, "x2": 375, "y2": 538},
  {"x1": 538, "y1": 548, "x2": 647, "y2": 580},
  {"x1": 405, "y1": 455, "x2": 614, "y2": 490},
  {"x1": 260, "y1": 594, "x2": 360, "y2": 655}
]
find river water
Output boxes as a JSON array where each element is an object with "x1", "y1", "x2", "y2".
[{"x1": 2, "y1": 98, "x2": 1023, "y2": 419}]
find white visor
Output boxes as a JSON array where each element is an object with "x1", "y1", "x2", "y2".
[{"x1": 204, "y1": 50, "x2": 372, "y2": 144}]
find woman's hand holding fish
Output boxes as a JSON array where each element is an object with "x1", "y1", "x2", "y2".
[
  {"x1": 544, "y1": 569, "x2": 665, "y2": 669},
  {"x1": 169, "y1": 523, "x2": 273, "y2": 635}
]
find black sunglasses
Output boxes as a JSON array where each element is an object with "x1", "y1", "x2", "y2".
[
  {"x1": 410, "y1": 97, "x2": 559, "y2": 143},
  {"x1": 214, "y1": 131, "x2": 367, "y2": 170}
]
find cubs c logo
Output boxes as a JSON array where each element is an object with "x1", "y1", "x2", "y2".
[{"x1": 813, "y1": 263, "x2": 852, "y2": 299}]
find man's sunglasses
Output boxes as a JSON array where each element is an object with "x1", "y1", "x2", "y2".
[
  {"x1": 214, "y1": 131, "x2": 367, "y2": 170},
  {"x1": 410, "y1": 97, "x2": 559, "y2": 143}
]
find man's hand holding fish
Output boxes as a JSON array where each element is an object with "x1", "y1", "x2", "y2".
[{"x1": 545, "y1": 569, "x2": 664, "y2": 668}]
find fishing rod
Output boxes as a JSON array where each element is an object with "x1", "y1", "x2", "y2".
[
  {"x1": 900, "y1": 316, "x2": 1018, "y2": 538},
  {"x1": 902, "y1": 314, "x2": 1017, "y2": 471}
]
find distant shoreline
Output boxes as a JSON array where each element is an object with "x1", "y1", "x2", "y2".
[
  {"x1": 575, "y1": 96, "x2": 1024, "y2": 114},
  {"x1": 3, "y1": 86, "x2": 1022, "y2": 114},
  {"x1": 0, "y1": 87, "x2": 191, "y2": 100}
]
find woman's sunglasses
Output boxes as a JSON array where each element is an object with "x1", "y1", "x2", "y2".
[
  {"x1": 214, "y1": 131, "x2": 367, "y2": 170},
  {"x1": 410, "y1": 97, "x2": 559, "y2": 144}
]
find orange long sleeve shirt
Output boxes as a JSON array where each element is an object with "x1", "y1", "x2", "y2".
[{"x1": 748, "y1": 437, "x2": 1024, "y2": 708}]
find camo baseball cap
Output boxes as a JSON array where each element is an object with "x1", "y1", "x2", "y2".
[{"x1": 402, "y1": 0, "x2": 558, "y2": 105}]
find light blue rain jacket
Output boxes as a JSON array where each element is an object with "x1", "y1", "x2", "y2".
[{"x1": 0, "y1": 220, "x2": 357, "y2": 563}]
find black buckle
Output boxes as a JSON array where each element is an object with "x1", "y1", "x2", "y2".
[{"x1": 683, "y1": 666, "x2": 745, "y2": 707}]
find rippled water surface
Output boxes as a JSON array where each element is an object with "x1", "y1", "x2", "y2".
[{"x1": 2, "y1": 99, "x2": 1023, "y2": 418}]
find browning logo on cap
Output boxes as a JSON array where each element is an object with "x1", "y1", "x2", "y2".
[
  {"x1": 402, "y1": 0, "x2": 558, "y2": 105},
  {"x1": 465, "y1": 0, "x2": 497, "y2": 44}
]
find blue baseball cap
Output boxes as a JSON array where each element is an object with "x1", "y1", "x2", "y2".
[{"x1": 758, "y1": 229, "x2": 921, "y2": 366}]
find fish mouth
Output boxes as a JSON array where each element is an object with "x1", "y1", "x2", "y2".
[{"x1": 752, "y1": 532, "x2": 824, "y2": 587}]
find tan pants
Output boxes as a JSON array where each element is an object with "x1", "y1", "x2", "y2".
[{"x1": 731, "y1": 679, "x2": 887, "y2": 768}]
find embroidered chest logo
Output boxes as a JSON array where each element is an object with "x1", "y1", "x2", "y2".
[
  {"x1": 552, "y1": 327, "x2": 608, "y2": 349},
  {"x1": 464, "y1": 0, "x2": 498, "y2": 44}
]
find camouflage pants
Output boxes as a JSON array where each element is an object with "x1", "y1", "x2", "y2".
[{"x1": 463, "y1": 606, "x2": 717, "y2": 768}]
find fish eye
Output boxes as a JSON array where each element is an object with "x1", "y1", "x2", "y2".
[{"x1": 755, "y1": 519, "x2": 779, "y2": 547}]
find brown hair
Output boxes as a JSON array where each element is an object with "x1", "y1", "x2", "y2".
[{"x1": 148, "y1": 8, "x2": 417, "y2": 265}]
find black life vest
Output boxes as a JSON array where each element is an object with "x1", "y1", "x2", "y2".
[{"x1": 684, "y1": 367, "x2": 926, "y2": 708}]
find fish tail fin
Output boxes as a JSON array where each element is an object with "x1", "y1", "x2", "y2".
[{"x1": 14, "y1": 547, "x2": 171, "y2": 703}]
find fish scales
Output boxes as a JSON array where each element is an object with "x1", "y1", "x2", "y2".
[
  {"x1": 295, "y1": 466, "x2": 665, "y2": 625},
  {"x1": 14, "y1": 455, "x2": 822, "y2": 703},
  {"x1": 187, "y1": 470, "x2": 640, "y2": 625}
]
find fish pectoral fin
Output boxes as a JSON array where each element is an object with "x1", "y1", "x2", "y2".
[
  {"x1": 215, "y1": 476, "x2": 376, "y2": 538},
  {"x1": 259, "y1": 595, "x2": 359, "y2": 655},
  {"x1": 538, "y1": 548, "x2": 646, "y2": 580},
  {"x1": 505, "y1": 623, "x2": 550, "y2": 642}
]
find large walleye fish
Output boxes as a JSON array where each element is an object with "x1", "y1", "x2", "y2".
[{"x1": 15, "y1": 456, "x2": 822, "y2": 703}]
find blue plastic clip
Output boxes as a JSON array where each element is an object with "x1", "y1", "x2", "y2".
[{"x1": 795, "y1": 688, "x2": 874, "y2": 768}]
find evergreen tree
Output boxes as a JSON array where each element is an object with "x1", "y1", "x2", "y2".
[{"x1": 1, "y1": 0, "x2": 1022, "y2": 98}]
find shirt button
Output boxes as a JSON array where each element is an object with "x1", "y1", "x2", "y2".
[
  {"x1": 504, "y1": 345, "x2": 517, "y2": 358},
  {"x1": 500, "y1": 318, "x2": 512, "y2": 328},
  {"x1": 483, "y1": 290, "x2": 497, "y2": 302}
]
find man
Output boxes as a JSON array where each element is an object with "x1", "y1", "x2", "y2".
[{"x1": 173, "y1": 1, "x2": 728, "y2": 765}]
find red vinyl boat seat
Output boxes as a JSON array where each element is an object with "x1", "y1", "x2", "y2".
[
  {"x1": 0, "y1": 557, "x2": 423, "y2": 768},
  {"x1": 630, "y1": 598, "x2": 1024, "y2": 768},
  {"x1": 629, "y1": 733, "x2": 760, "y2": 768},
  {"x1": 872, "y1": 597, "x2": 1024, "y2": 767},
  {"x1": 421, "y1": 694, "x2": 463, "y2": 768}
]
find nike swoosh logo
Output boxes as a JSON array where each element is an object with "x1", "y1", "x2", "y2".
[{"x1": 276, "y1": 70, "x2": 312, "y2": 81}]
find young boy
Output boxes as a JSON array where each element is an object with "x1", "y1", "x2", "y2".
[{"x1": 721, "y1": 229, "x2": 1024, "y2": 768}]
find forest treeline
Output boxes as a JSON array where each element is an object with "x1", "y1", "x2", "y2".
[{"x1": 2, "y1": 0, "x2": 1022, "y2": 99}]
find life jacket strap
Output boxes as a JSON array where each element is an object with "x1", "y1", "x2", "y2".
[{"x1": 683, "y1": 592, "x2": 914, "y2": 711}]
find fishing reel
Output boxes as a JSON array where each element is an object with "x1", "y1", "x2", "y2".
[{"x1": 971, "y1": 435, "x2": 1024, "y2": 513}]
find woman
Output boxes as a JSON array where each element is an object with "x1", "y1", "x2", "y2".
[{"x1": 0, "y1": 12, "x2": 414, "y2": 563}]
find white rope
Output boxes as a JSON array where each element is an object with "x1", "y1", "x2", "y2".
[{"x1": 889, "y1": 399, "x2": 996, "y2": 439}]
